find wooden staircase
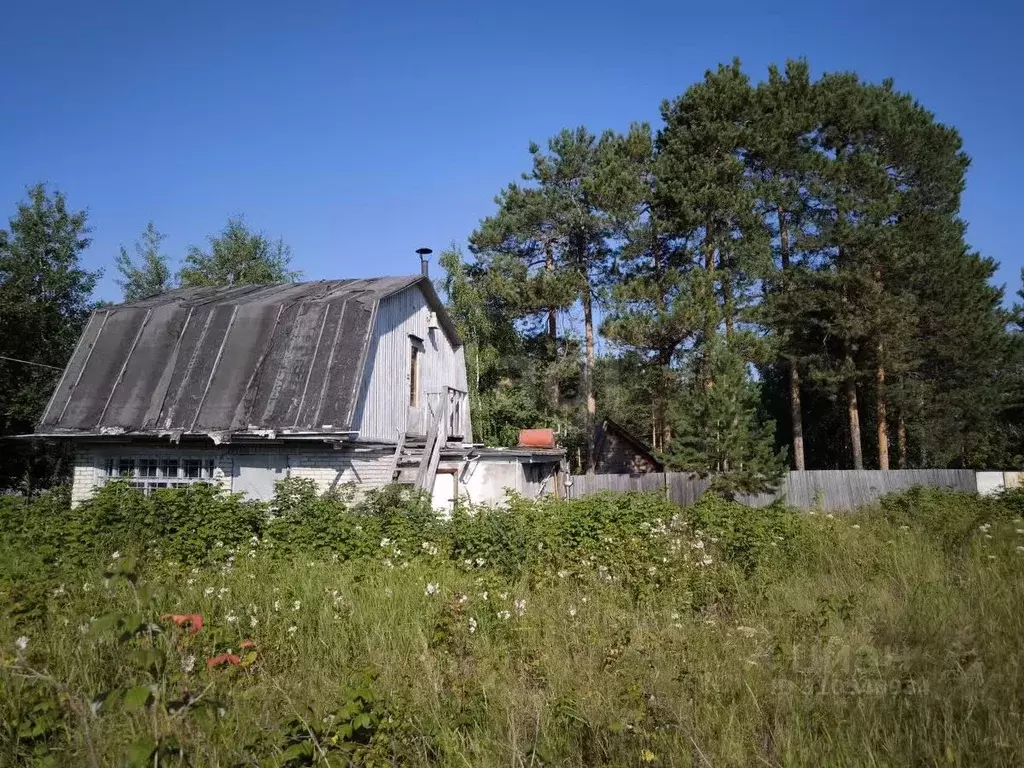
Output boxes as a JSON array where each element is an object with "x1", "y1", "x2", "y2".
[{"x1": 390, "y1": 410, "x2": 444, "y2": 492}]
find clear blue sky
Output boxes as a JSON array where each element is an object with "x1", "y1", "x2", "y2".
[{"x1": 1, "y1": 0, "x2": 1020, "y2": 303}]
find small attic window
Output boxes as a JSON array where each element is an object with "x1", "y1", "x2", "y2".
[{"x1": 409, "y1": 335, "x2": 424, "y2": 408}]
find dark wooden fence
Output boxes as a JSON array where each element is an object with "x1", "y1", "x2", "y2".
[{"x1": 565, "y1": 469, "x2": 979, "y2": 511}]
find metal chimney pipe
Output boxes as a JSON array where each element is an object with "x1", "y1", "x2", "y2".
[{"x1": 416, "y1": 247, "x2": 433, "y2": 277}]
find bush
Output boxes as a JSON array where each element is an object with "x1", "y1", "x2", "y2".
[{"x1": 1, "y1": 484, "x2": 1024, "y2": 764}]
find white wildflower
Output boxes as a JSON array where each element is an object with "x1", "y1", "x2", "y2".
[
  {"x1": 899, "y1": 525, "x2": 910, "y2": 531},
  {"x1": 379, "y1": 537, "x2": 392, "y2": 548},
  {"x1": 825, "y1": 513, "x2": 834, "y2": 520},
  {"x1": 292, "y1": 600, "x2": 301, "y2": 611},
  {"x1": 273, "y1": 600, "x2": 281, "y2": 611},
  {"x1": 287, "y1": 625, "x2": 297, "y2": 634},
  {"x1": 215, "y1": 540, "x2": 224, "y2": 548},
  {"x1": 425, "y1": 583, "x2": 439, "y2": 597},
  {"x1": 456, "y1": 594, "x2": 468, "y2": 605},
  {"x1": 852, "y1": 524, "x2": 860, "y2": 530},
  {"x1": 82, "y1": 582, "x2": 92, "y2": 592},
  {"x1": 979, "y1": 523, "x2": 991, "y2": 532},
  {"x1": 1016, "y1": 528, "x2": 1024, "y2": 535},
  {"x1": 568, "y1": 607, "x2": 577, "y2": 618},
  {"x1": 248, "y1": 573, "x2": 256, "y2": 580},
  {"x1": 581, "y1": 596, "x2": 588, "y2": 603},
  {"x1": 497, "y1": 610, "x2": 511, "y2": 621},
  {"x1": 204, "y1": 587, "x2": 215, "y2": 597},
  {"x1": 480, "y1": 591, "x2": 489, "y2": 601},
  {"x1": 647, "y1": 566, "x2": 657, "y2": 575},
  {"x1": 988, "y1": 554, "x2": 996, "y2": 560},
  {"x1": 984, "y1": 534, "x2": 993, "y2": 540},
  {"x1": 181, "y1": 654, "x2": 196, "y2": 674},
  {"x1": 14, "y1": 636, "x2": 29, "y2": 652},
  {"x1": 475, "y1": 557, "x2": 486, "y2": 567},
  {"x1": 670, "y1": 612, "x2": 680, "y2": 621},
  {"x1": 111, "y1": 551, "x2": 121, "y2": 560},
  {"x1": 514, "y1": 598, "x2": 527, "y2": 617},
  {"x1": 250, "y1": 616, "x2": 258, "y2": 628},
  {"x1": 690, "y1": 540, "x2": 705, "y2": 551},
  {"x1": 468, "y1": 617, "x2": 477, "y2": 634},
  {"x1": 499, "y1": 592, "x2": 509, "y2": 600},
  {"x1": 225, "y1": 612, "x2": 238, "y2": 624},
  {"x1": 250, "y1": 534, "x2": 260, "y2": 546},
  {"x1": 52, "y1": 584, "x2": 65, "y2": 597},
  {"x1": 557, "y1": 570, "x2": 569, "y2": 579},
  {"x1": 700, "y1": 555, "x2": 713, "y2": 567}
]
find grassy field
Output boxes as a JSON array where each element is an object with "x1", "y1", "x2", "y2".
[{"x1": 1, "y1": 481, "x2": 1023, "y2": 766}]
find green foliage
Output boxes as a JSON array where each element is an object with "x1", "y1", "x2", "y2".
[
  {"x1": 0, "y1": 184, "x2": 99, "y2": 491},
  {"x1": 2, "y1": 487, "x2": 1024, "y2": 764},
  {"x1": 115, "y1": 221, "x2": 174, "y2": 301},
  {"x1": 870, "y1": 486, "x2": 1013, "y2": 553},
  {"x1": 178, "y1": 215, "x2": 300, "y2": 288}
]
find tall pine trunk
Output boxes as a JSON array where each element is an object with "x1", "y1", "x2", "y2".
[
  {"x1": 790, "y1": 365, "x2": 805, "y2": 471},
  {"x1": 654, "y1": 349, "x2": 673, "y2": 452},
  {"x1": 876, "y1": 342, "x2": 889, "y2": 470},
  {"x1": 844, "y1": 356, "x2": 864, "y2": 470},
  {"x1": 582, "y1": 283, "x2": 597, "y2": 474},
  {"x1": 545, "y1": 242, "x2": 559, "y2": 410},
  {"x1": 779, "y1": 208, "x2": 805, "y2": 470},
  {"x1": 897, "y1": 409, "x2": 908, "y2": 469},
  {"x1": 700, "y1": 223, "x2": 716, "y2": 391}
]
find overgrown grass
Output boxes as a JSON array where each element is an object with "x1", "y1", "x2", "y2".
[{"x1": 1, "y1": 482, "x2": 1023, "y2": 765}]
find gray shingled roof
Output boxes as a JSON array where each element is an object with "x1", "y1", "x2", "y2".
[{"x1": 37, "y1": 276, "x2": 453, "y2": 439}]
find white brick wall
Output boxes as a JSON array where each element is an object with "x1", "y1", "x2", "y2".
[
  {"x1": 71, "y1": 449, "x2": 98, "y2": 506},
  {"x1": 67, "y1": 442, "x2": 395, "y2": 503},
  {"x1": 288, "y1": 448, "x2": 394, "y2": 494}
]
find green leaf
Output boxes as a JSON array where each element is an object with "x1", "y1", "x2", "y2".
[
  {"x1": 123, "y1": 685, "x2": 152, "y2": 712},
  {"x1": 90, "y1": 614, "x2": 119, "y2": 635},
  {"x1": 124, "y1": 736, "x2": 156, "y2": 767},
  {"x1": 131, "y1": 647, "x2": 164, "y2": 673},
  {"x1": 279, "y1": 741, "x2": 314, "y2": 763},
  {"x1": 239, "y1": 651, "x2": 258, "y2": 668}
]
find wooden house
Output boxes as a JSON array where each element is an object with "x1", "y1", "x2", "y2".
[{"x1": 33, "y1": 276, "x2": 562, "y2": 507}]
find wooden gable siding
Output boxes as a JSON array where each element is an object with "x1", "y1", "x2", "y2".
[
  {"x1": 593, "y1": 422, "x2": 662, "y2": 475},
  {"x1": 351, "y1": 285, "x2": 470, "y2": 442}
]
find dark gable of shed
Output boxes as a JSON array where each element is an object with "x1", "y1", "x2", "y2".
[
  {"x1": 592, "y1": 418, "x2": 664, "y2": 475},
  {"x1": 38, "y1": 276, "x2": 457, "y2": 437}
]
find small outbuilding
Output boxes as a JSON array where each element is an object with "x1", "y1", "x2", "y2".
[{"x1": 591, "y1": 418, "x2": 663, "y2": 475}]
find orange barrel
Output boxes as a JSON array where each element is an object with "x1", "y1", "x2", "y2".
[{"x1": 517, "y1": 428, "x2": 556, "y2": 449}]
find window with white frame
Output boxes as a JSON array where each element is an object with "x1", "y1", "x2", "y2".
[{"x1": 101, "y1": 456, "x2": 218, "y2": 494}]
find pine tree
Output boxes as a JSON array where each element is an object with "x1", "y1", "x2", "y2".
[
  {"x1": 600, "y1": 123, "x2": 696, "y2": 451},
  {"x1": 471, "y1": 128, "x2": 616, "y2": 470},
  {"x1": 747, "y1": 59, "x2": 821, "y2": 470},
  {"x1": 655, "y1": 59, "x2": 780, "y2": 474}
]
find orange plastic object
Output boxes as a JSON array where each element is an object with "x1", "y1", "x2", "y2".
[{"x1": 518, "y1": 428, "x2": 556, "y2": 449}]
